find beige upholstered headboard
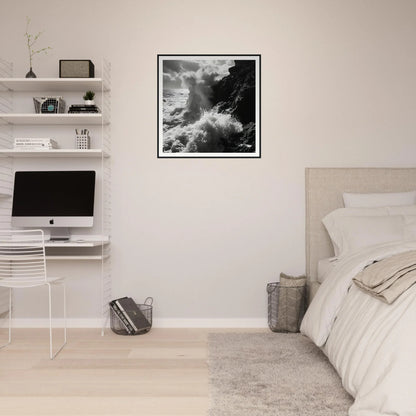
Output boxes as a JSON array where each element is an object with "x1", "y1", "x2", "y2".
[{"x1": 305, "y1": 168, "x2": 416, "y2": 286}]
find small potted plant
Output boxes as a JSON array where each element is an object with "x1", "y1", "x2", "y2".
[{"x1": 83, "y1": 91, "x2": 95, "y2": 105}]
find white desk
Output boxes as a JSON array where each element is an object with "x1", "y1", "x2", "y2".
[
  {"x1": 44, "y1": 240, "x2": 108, "y2": 248},
  {"x1": 0, "y1": 237, "x2": 109, "y2": 261},
  {"x1": 45, "y1": 237, "x2": 109, "y2": 260}
]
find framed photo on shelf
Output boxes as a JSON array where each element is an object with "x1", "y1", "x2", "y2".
[{"x1": 157, "y1": 54, "x2": 261, "y2": 158}]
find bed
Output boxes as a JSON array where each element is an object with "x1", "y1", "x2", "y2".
[{"x1": 301, "y1": 167, "x2": 416, "y2": 416}]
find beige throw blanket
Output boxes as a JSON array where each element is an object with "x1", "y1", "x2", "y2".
[{"x1": 353, "y1": 250, "x2": 416, "y2": 303}]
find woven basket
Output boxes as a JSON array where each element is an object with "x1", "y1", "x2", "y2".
[{"x1": 267, "y1": 274, "x2": 306, "y2": 333}]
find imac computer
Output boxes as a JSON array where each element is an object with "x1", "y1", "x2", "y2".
[{"x1": 12, "y1": 170, "x2": 96, "y2": 240}]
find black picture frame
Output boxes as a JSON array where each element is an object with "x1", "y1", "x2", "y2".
[{"x1": 157, "y1": 54, "x2": 261, "y2": 158}]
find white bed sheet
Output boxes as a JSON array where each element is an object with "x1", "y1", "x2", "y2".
[{"x1": 317, "y1": 257, "x2": 338, "y2": 283}]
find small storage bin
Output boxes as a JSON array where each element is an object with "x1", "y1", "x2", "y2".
[
  {"x1": 110, "y1": 297, "x2": 153, "y2": 335},
  {"x1": 267, "y1": 274, "x2": 306, "y2": 333}
]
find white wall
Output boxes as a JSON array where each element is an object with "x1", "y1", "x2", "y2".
[{"x1": 1, "y1": 0, "x2": 416, "y2": 325}]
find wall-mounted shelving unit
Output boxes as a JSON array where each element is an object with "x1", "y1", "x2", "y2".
[{"x1": 0, "y1": 58, "x2": 112, "y2": 332}]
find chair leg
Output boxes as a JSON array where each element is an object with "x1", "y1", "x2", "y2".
[
  {"x1": 8, "y1": 287, "x2": 11, "y2": 344},
  {"x1": 63, "y1": 283, "x2": 67, "y2": 344},
  {"x1": 0, "y1": 288, "x2": 12, "y2": 349},
  {"x1": 47, "y1": 282, "x2": 67, "y2": 360}
]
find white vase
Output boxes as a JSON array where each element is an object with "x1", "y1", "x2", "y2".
[{"x1": 84, "y1": 100, "x2": 95, "y2": 105}]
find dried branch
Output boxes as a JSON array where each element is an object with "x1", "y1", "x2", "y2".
[{"x1": 24, "y1": 16, "x2": 52, "y2": 68}]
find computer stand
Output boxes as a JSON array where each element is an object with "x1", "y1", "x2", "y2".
[{"x1": 49, "y1": 228, "x2": 71, "y2": 241}]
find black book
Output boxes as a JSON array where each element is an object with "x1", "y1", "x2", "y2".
[
  {"x1": 68, "y1": 107, "x2": 100, "y2": 113},
  {"x1": 109, "y1": 299, "x2": 134, "y2": 334},
  {"x1": 114, "y1": 297, "x2": 151, "y2": 334}
]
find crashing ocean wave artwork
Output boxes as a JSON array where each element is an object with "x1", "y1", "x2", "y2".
[{"x1": 158, "y1": 56, "x2": 260, "y2": 157}]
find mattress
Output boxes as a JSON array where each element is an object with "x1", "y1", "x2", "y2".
[{"x1": 317, "y1": 257, "x2": 338, "y2": 283}]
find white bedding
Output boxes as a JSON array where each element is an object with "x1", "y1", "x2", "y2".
[
  {"x1": 317, "y1": 256, "x2": 338, "y2": 283},
  {"x1": 301, "y1": 240, "x2": 416, "y2": 416}
]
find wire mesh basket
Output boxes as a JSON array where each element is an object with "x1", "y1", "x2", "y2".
[
  {"x1": 267, "y1": 274, "x2": 306, "y2": 333},
  {"x1": 33, "y1": 96, "x2": 66, "y2": 114},
  {"x1": 110, "y1": 297, "x2": 153, "y2": 336}
]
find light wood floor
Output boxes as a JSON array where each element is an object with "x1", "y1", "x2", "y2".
[{"x1": 0, "y1": 328, "x2": 264, "y2": 416}]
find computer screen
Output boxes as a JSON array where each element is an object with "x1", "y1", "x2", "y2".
[{"x1": 12, "y1": 170, "x2": 96, "y2": 228}]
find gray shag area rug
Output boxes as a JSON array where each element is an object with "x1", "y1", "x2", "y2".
[{"x1": 208, "y1": 333, "x2": 353, "y2": 416}]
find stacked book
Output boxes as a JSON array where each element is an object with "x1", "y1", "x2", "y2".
[
  {"x1": 14, "y1": 138, "x2": 58, "y2": 151},
  {"x1": 68, "y1": 104, "x2": 100, "y2": 113},
  {"x1": 109, "y1": 297, "x2": 151, "y2": 335}
]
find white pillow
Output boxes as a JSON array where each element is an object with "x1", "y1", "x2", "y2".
[
  {"x1": 322, "y1": 206, "x2": 416, "y2": 257},
  {"x1": 343, "y1": 191, "x2": 416, "y2": 208},
  {"x1": 323, "y1": 206, "x2": 416, "y2": 226},
  {"x1": 404, "y1": 215, "x2": 416, "y2": 241},
  {"x1": 324, "y1": 215, "x2": 404, "y2": 257},
  {"x1": 388, "y1": 205, "x2": 416, "y2": 215}
]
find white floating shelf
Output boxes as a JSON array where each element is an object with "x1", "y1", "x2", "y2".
[
  {"x1": 0, "y1": 149, "x2": 109, "y2": 158},
  {"x1": 0, "y1": 78, "x2": 108, "y2": 92},
  {"x1": 0, "y1": 113, "x2": 105, "y2": 125}
]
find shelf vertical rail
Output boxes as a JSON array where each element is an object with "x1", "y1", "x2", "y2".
[
  {"x1": 0, "y1": 59, "x2": 14, "y2": 316},
  {"x1": 101, "y1": 59, "x2": 111, "y2": 335}
]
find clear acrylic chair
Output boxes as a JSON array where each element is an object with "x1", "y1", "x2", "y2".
[{"x1": 0, "y1": 229, "x2": 66, "y2": 359}]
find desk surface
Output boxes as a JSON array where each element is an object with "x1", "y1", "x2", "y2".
[{"x1": 45, "y1": 240, "x2": 108, "y2": 248}]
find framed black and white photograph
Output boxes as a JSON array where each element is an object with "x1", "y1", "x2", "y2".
[{"x1": 158, "y1": 54, "x2": 261, "y2": 158}]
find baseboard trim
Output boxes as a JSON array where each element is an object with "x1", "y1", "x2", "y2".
[
  {"x1": 0, "y1": 318, "x2": 268, "y2": 329},
  {"x1": 153, "y1": 318, "x2": 268, "y2": 328},
  {"x1": 1, "y1": 318, "x2": 103, "y2": 328}
]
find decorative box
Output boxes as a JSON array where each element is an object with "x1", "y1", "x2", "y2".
[{"x1": 59, "y1": 60, "x2": 95, "y2": 78}]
